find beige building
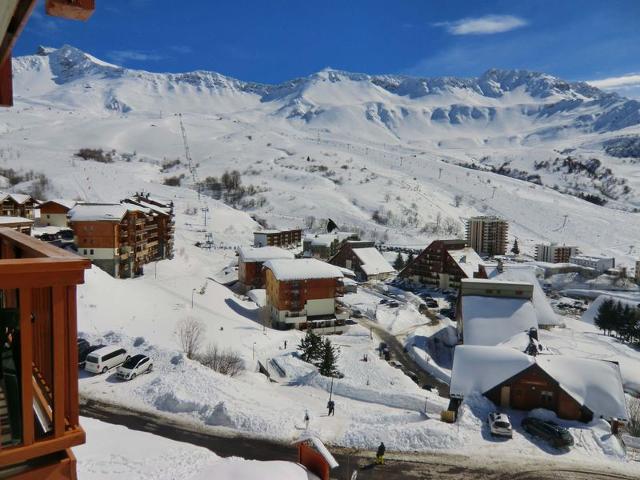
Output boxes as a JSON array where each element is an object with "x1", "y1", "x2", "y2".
[
  {"x1": 465, "y1": 216, "x2": 508, "y2": 257},
  {"x1": 534, "y1": 243, "x2": 579, "y2": 263}
]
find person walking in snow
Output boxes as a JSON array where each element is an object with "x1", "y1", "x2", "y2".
[
  {"x1": 327, "y1": 400, "x2": 335, "y2": 416},
  {"x1": 284, "y1": 340, "x2": 287, "y2": 349},
  {"x1": 304, "y1": 410, "x2": 310, "y2": 430},
  {"x1": 376, "y1": 442, "x2": 386, "y2": 465}
]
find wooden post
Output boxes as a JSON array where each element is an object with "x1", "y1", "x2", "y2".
[
  {"x1": 19, "y1": 287, "x2": 34, "y2": 445},
  {"x1": 52, "y1": 286, "x2": 65, "y2": 437},
  {"x1": 66, "y1": 286, "x2": 79, "y2": 427},
  {"x1": 0, "y1": 55, "x2": 13, "y2": 107}
]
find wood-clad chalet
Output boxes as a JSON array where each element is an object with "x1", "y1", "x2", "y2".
[
  {"x1": 303, "y1": 232, "x2": 359, "y2": 260},
  {"x1": 253, "y1": 229, "x2": 302, "y2": 248},
  {"x1": 68, "y1": 204, "x2": 151, "y2": 278},
  {"x1": 329, "y1": 241, "x2": 395, "y2": 281},
  {"x1": 451, "y1": 346, "x2": 628, "y2": 424},
  {"x1": 400, "y1": 240, "x2": 486, "y2": 289},
  {"x1": 38, "y1": 199, "x2": 76, "y2": 228},
  {"x1": 237, "y1": 246, "x2": 295, "y2": 290},
  {"x1": 0, "y1": 228, "x2": 90, "y2": 479},
  {"x1": 122, "y1": 193, "x2": 175, "y2": 260},
  {"x1": 0, "y1": 193, "x2": 36, "y2": 220},
  {"x1": 1, "y1": 1, "x2": 95, "y2": 107},
  {"x1": 263, "y1": 259, "x2": 348, "y2": 334}
]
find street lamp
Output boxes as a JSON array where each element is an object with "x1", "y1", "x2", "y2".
[
  {"x1": 191, "y1": 288, "x2": 196, "y2": 308},
  {"x1": 252, "y1": 341, "x2": 256, "y2": 360}
]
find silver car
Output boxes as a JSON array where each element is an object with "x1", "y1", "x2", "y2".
[{"x1": 488, "y1": 412, "x2": 512, "y2": 438}]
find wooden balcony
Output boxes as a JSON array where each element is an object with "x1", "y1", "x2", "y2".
[{"x1": 0, "y1": 228, "x2": 89, "y2": 477}]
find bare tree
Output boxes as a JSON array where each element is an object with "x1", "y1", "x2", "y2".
[
  {"x1": 628, "y1": 397, "x2": 640, "y2": 437},
  {"x1": 175, "y1": 317, "x2": 206, "y2": 359},
  {"x1": 453, "y1": 194, "x2": 463, "y2": 207},
  {"x1": 197, "y1": 343, "x2": 244, "y2": 377}
]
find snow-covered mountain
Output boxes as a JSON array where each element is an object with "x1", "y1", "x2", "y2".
[{"x1": 4, "y1": 45, "x2": 640, "y2": 264}]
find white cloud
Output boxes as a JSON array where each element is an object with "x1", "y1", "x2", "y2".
[
  {"x1": 588, "y1": 74, "x2": 640, "y2": 100},
  {"x1": 435, "y1": 15, "x2": 527, "y2": 35},
  {"x1": 107, "y1": 50, "x2": 165, "y2": 64}
]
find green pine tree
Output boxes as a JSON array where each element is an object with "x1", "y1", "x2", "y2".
[
  {"x1": 318, "y1": 338, "x2": 340, "y2": 377},
  {"x1": 406, "y1": 252, "x2": 415, "y2": 265},
  {"x1": 594, "y1": 298, "x2": 615, "y2": 335},
  {"x1": 393, "y1": 252, "x2": 405, "y2": 270},
  {"x1": 298, "y1": 330, "x2": 322, "y2": 363},
  {"x1": 511, "y1": 239, "x2": 520, "y2": 255}
]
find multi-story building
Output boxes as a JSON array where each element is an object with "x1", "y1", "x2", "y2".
[
  {"x1": 237, "y1": 246, "x2": 295, "y2": 290},
  {"x1": 569, "y1": 254, "x2": 615, "y2": 273},
  {"x1": 399, "y1": 239, "x2": 486, "y2": 289},
  {"x1": 303, "y1": 232, "x2": 359, "y2": 259},
  {"x1": 0, "y1": 192, "x2": 36, "y2": 219},
  {"x1": 253, "y1": 229, "x2": 302, "y2": 248},
  {"x1": 38, "y1": 199, "x2": 77, "y2": 227},
  {"x1": 0, "y1": 228, "x2": 90, "y2": 479},
  {"x1": 465, "y1": 216, "x2": 509, "y2": 257},
  {"x1": 122, "y1": 193, "x2": 175, "y2": 260},
  {"x1": 329, "y1": 241, "x2": 395, "y2": 282},
  {"x1": 263, "y1": 259, "x2": 348, "y2": 334},
  {"x1": 534, "y1": 243, "x2": 579, "y2": 263}
]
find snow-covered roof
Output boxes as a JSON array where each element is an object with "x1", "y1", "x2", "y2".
[
  {"x1": 41, "y1": 198, "x2": 76, "y2": 210},
  {"x1": 296, "y1": 433, "x2": 339, "y2": 469},
  {"x1": 491, "y1": 265, "x2": 559, "y2": 326},
  {"x1": 127, "y1": 198, "x2": 170, "y2": 216},
  {"x1": 238, "y1": 246, "x2": 295, "y2": 263},
  {"x1": 304, "y1": 233, "x2": 335, "y2": 247},
  {"x1": 0, "y1": 192, "x2": 32, "y2": 204},
  {"x1": 0, "y1": 216, "x2": 33, "y2": 225},
  {"x1": 450, "y1": 345, "x2": 534, "y2": 398},
  {"x1": 254, "y1": 229, "x2": 282, "y2": 234},
  {"x1": 462, "y1": 296, "x2": 538, "y2": 346},
  {"x1": 68, "y1": 204, "x2": 128, "y2": 222},
  {"x1": 451, "y1": 346, "x2": 628, "y2": 420},
  {"x1": 336, "y1": 266, "x2": 356, "y2": 278},
  {"x1": 537, "y1": 356, "x2": 628, "y2": 420},
  {"x1": 448, "y1": 247, "x2": 483, "y2": 278},
  {"x1": 570, "y1": 254, "x2": 615, "y2": 262},
  {"x1": 247, "y1": 289, "x2": 267, "y2": 307},
  {"x1": 264, "y1": 259, "x2": 343, "y2": 281},
  {"x1": 353, "y1": 247, "x2": 395, "y2": 276}
]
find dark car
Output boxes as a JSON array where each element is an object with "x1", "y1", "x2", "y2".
[
  {"x1": 351, "y1": 309, "x2": 363, "y2": 318},
  {"x1": 77, "y1": 338, "x2": 90, "y2": 352},
  {"x1": 521, "y1": 417, "x2": 574, "y2": 448},
  {"x1": 79, "y1": 344, "x2": 105, "y2": 368},
  {"x1": 379, "y1": 298, "x2": 388, "y2": 305},
  {"x1": 388, "y1": 301, "x2": 400, "y2": 308},
  {"x1": 379, "y1": 342, "x2": 388, "y2": 351},
  {"x1": 425, "y1": 300, "x2": 439, "y2": 309}
]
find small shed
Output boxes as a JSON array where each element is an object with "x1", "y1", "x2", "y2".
[{"x1": 295, "y1": 434, "x2": 339, "y2": 480}]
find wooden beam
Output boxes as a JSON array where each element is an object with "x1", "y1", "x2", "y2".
[
  {"x1": 19, "y1": 287, "x2": 34, "y2": 446},
  {"x1": 45, "y1": 0, "x2": 95, "y2": 21},
  {"x1": 52, "y1": 286, "x2": 65, "y2": 438},
  {"x1": 0, "y1": 52, "x2": 12, "y2": 107},
  {"x1": 0, "y1": 270, "x2": 87, "y2": 289},
  {"x1": 0, "y1": 427, "x2": 84, "y2": 466},
  {"x1": 0, "y1": 0, "x2": 37, "y2": 67},
  {"x1": 66, "y1": 286, "x2": 79, "y2": 427}
]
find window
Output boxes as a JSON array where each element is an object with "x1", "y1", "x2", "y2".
[
  {"x1": 83, "y1": 249, "x2": 87, "y2": 254},
  {"x1": 90, "y1": 249, "x2": 94, "y2": 255}
]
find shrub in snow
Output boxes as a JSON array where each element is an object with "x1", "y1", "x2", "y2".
[
  {"x1": 75, "y1": 148, "x2": 114, "y2": 163},
  {"x1": 175, "y1": 317, "x2": 206, "y2": 359},
  {"x1": 196, "y1": 343, "x2": 244, "y2": 377},
  {"x1": 133, "y1": 336, "x2": 145, "y2": 347}
]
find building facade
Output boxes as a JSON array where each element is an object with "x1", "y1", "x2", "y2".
[
  {"x1": 569, "y1": 254, "x2": 615, "y2": 273},
  {"x1": 534, "y1": 244, "x2": 579, "y2": 263},
  {"x1": 123, "y1": 193, "x2": 175, "y2": 260},
  {"x1": 263, "y1": 259, "x2": 347, "y2": 334},
  {"x1": 303, "y1": 232, "x2": 359, "y2": 260},
  {"x1": 399, "y1": 240, "x2": 486, "y2": 289},
  {"x1": 465, "y1": 216, "x2": 508, "y2": 257},
  {"x1": 329, "y1": 241, "x2": 395, "y2": 281},
  {"x1": 237, "y1": 246, "x2": 295, "y2": 290},
  {"x1": 0, "y1": 228, "x2": 90, "y2": 479},
  {"x1": 0, "y1": 193, "x2": 36, "y2": 219},
  {"x1": 253, "y1": 229, "x2": 302, "y2": 248},
  {"x1": 38, "y1": 199, "x2": 76, "y2": 228}
]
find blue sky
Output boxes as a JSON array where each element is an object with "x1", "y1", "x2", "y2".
[{"x1": 15, "y1": 0, "x2": 640, "y2": 92}]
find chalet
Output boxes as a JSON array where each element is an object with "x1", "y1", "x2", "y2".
[
  {"x1": 456, "y1": 279, "x2": 538, "y2": 346},
  {"x1": 329, "y1": 241, "x2": 395, "y2": 281},
  {"x1": 0, "y1": 193, "x2": 36, "y2": 220},
  {"x1": 263, "y1": 259, "x2": 348, "y2": 334},
  {"x1": 303, "y1": 232, "x2": 359, "y2": 259},
  {"x1": 68, "y1": 204, "x2": 153, "y2": 278},
  {"x1": 237, "y1": 246, "x2": 295, "y2": 290},
  {"x1": 399, "y1": 240, "x2": 486, "y2": 289},
  {"x1": 0, "y1": 216, "x2": 33, "y2": 235},
  {"x1": 38, "y1": 199, "x2": 76, "y2": 228},
  {"x1": 253, "y1": 229, "x2": 302, "y2": 248},
  {"x1": 122, "y1": 193, "x2": 175, "y2": 260},
  {"x1": 0, "y1": 228, "x2": 90, "y2": 479},
  {"x1": 450, "y1": 346, "x2": 628, "y2": 423}
]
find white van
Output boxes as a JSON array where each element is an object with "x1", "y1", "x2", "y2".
[{"x1": 84, "y1": 345, "x2": 128, "y2": 374}]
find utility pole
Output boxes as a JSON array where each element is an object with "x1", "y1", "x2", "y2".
[
  {"x1": 491, "y1": 186, "x2": 497, "y2": 199},
  {"x1": 201, "y1": 206, "x2": 209, "y2": 227},
  {"x1": 329, "y1": 376, "x2": 334, "y2": 402},
  {"x1": 438, "y1": 167, "x2": 443, "y2": 179}
]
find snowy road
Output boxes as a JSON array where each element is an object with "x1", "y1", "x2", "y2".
[{"x1": 80, "y1": 399, "x2": 638, "y2": 480}]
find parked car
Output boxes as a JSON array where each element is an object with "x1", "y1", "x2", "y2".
[
  {"x1": 388, "y1": 301, "x2": 400, "y2": 308},
  {"x1": 117, "y1": 354, "x2": 153, "y2": 380},
  {"x1": 402, "y1": 369, "x2": 419, "y2": 384},
  {"x1": 77, "y1": 338, "x2": 90, "y2": 352},
  {"x1": 425, "y1": 299, "x2": 439, "y2": 309},
  {"x1": 389, "y1": 360, "x2": 403, "y2": 369},
  {"x1": 487, "y1": 412, "x2": 513, "y2": 438},
  {"x1": 379, "y1": 298, "x2": 388, "y2": 305},
  {"x1": 521, "y1": 417, "x2": 574, "y2": 448},
  {"x1": 79, "y1": 344, "x2": 105, "y2": 368},
  {"x1": 352, "y1": 309, "x2": 363, "y2": 318},
  {"x1": 85, "y1": 345, "x2": 129, "y2": 374}
]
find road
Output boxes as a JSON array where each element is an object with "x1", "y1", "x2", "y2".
[{"x1": 80, "y1": 398, "x2": 637, "y2": 480}]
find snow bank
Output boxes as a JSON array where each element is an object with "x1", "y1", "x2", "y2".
[{"x1": 581, "y1": 294, "x2": 640, "y2": 325}]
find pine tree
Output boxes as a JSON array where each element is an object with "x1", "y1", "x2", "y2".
[
  {"x1": 594, "y1": 298, "x2": 615, "y2": 335},
  {"x1": 393, "y1": 252, "x2": 405, "y2": 270},
  {"x1": 298, "y1": 330, "x2": 322, "y2": 363},
  {"x1": 318, "y1": 338, "x2": 340, "y2": 377},
  {"x1": 612, "y1": 301, "x2": 625, "y2": 338},
  {"x1": 511, "y1": 239, "x2": 520, "y2": 255},
  {"x1": 406, "y1": 252, "x2": 415, "y2": 265}
]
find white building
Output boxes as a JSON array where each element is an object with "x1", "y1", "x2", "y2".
[
  {"x1": 534, "y1": 243, "x2": 579, "y2": 263},
  {"x1": 569, "y1": 254, "x2": 615, "y2": 273}
]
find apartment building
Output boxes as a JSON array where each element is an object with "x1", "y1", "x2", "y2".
[
  {"x1": 0, "y1": 193, "x2": 36, "y2": 219},
  {"x1": 569, "y1": 254, "x2": 615, "y2": 273},
  {"x1": 253, "y1": 229, "x2": 302, "y2": 248},
  {"x1": 465, "y1": 216, "x2": 509, "y2": 257},
  {"x1": 534, "y1": 243, "x2": 579, "y2": 263}
]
